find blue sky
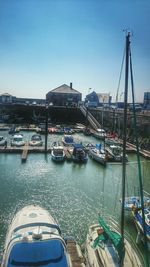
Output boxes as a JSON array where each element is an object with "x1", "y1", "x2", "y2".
[{"x1": 0, "y1": 0, "x2": 149, "y2": 102}]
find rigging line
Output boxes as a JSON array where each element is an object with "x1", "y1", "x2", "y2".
[
  {"x1": 129, "y1": 49, "x2": 149, "y2": 267},
  {"x1": 115, "y1": 45, "x2": 126, "y2": 104}
]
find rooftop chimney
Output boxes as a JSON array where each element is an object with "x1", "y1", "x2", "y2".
[{"x1": 70, "y1": 82, "x2": 72, "y2": 89}]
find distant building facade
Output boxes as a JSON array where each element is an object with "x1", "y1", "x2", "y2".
[
  {"x1": 0, "y1": 93, "x2": 45, "y2": 105},
  {"x1": 143, "y1": 92, "x2": 150, "y2": 109},
  {"x1": 85, "y1": 91, "x2": 111, "y2": 107},
  {"x1": 46, "y1": 83, "x2": 82, "y2": 106},
  {"x1": 0, "y1": 93, "x2": 16, "y2": 103}
]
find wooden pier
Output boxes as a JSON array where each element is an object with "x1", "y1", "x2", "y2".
[
  {"x1": 66, "y1": 240, "x2": 85, "y2": 267},
  {"x1": 21, "y1": 142, "x2": 29, "y2": 162}
]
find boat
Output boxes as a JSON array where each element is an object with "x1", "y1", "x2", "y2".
[
  {"x1": 29, "y1": 134, "x2": 43, "y2": 146},
  {"x1": 105, "y1": 144, "x2": 128, "y2": 162},
  {"x1": 85, "y1": 33, "x2": 144, "y2": 267},
  {"x1": 62, "y1": 135, "x2": 74, "y2": 146},
  {"x1": 88, "y1": 144, "x2": 106, "y2": 166},
  {"x1": 2, "y1": 205, "x2": 86, "y2": 267},
  {"x1": 0, "y1": 136, "x2": 7, "y2": 146},
  {"x1": 72, "y1": 143, "x2": 88, "y2": 163},
  {"x1": 11, "y1": 134, "x2": 25, "y2": 147},
  {"x1": 51, "y1": 142, "x2": 66, "y2": 162},
  {"x1": 83, "y1": 127, "x2": 91, "y2": 136},
  {"x1": 48, "y1": 127, "x2": 57, "y2": 134},
  {"x1": 131, "y1": 206, "x2": 150, "y2": 250},
  {"x1": 93, "y1": 128, "x2": 106, "y2": 140},
  {"x1": 85, "y1": 215, "x2": 143, "y2": 267},
  {"x1": 121, "y1": 195, "x2": 150, "y2": 211}
]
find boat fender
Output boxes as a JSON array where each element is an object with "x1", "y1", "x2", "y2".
[{"x1": 97, "y1": 227, "x2": 104, "y2": 235}]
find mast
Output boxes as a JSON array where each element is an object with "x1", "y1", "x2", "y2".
[{"x1": 121, "y1": 32, "x2": 130, "y2": 241}]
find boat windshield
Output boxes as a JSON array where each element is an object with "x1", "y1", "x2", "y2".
[
  {"x1": 7, "y1": 239, "x2": 69, "y2": 267},
  {"x1": 32, "y1": 135, "x2": 41, "y2": 141},
  {"x1": 54, "y1": 148, "x2": 63, "y2": 156},
  {"x1": 14, "y1": 137, "x2": 23, "y2": 142}
]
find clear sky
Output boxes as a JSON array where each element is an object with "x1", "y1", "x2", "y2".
[{"x1": 0, "y1": 0, "x2": 149, "y2": 102}]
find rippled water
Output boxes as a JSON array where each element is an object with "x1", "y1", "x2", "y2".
[{"x1": 0, "y1": 131, "x2": 149, "y2": 263}]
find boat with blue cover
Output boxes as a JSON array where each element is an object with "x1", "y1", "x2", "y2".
[
  {"x1": 72, "y1": 143, "x2": 88, "y2": 163},
  {"x1": 29, "y1": 134, "x2": 43, "y2": 146},
  {"x1": 121, "y1": 195, "x2": 150, "y2": 211},
  {"x1": 2, "y1": 205, "x2": 85, "y2": 267},
  {"x1": 62, "y1": 135, "x2": 75, "y2": 146},
  {"x1": 132, "y1": 206, "x2": 150, "y2": 251}
]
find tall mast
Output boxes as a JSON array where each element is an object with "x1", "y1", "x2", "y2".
[{"x1": 121, "y1": 32, "x2": 130, "y2": 240}]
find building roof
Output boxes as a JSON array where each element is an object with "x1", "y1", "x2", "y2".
[
  {"x1": 49, "y1": 84, "x2": 81, "y2": 94},
  {"x1": 0, "y1": 93, "x2": 13, "y2": 97}
]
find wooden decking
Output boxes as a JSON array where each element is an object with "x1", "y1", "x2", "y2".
[
  {"x1": 66, "y1": 240, "x2": 85, "y2": 267},
  {"x1": 21, "y1": 142, "x2": 29, "y2": 162}
]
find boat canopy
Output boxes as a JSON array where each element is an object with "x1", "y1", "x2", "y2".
[
  {"x1": 93, "y1": 217, "x2": 124, "y2": 261},
  {"x1": 73, "y1": 143, "x2": 84, "y2": 149},
  {"x1": 64, "y1": 135, "x2": 73, "y2": 143},
  {"x1": 7, "y1": 239, "x2": 69, "y2": 267}
]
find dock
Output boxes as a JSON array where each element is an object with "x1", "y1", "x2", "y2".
[
  {"x1": 66, "y1": 240, "x2": 85, "y2": 267},
  {"x1": 21, "y1": 142, "x2": 29, "y2": 162},
  {"x1": 64, "y1": 147, "x2": 73, "y2": 161}
]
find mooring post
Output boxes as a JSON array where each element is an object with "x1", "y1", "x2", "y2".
[{"x1": 45, "y1": 105, "x2": 48, "y2": 153}]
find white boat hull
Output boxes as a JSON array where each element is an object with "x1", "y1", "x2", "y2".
[
  {"x1": 85, "y1": 223, "x2": 143, "y2": 267},
  {"x1": 2, "y1": 205, "x2": 86, "y2": 267}
]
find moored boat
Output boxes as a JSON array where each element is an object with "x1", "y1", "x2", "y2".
[
  {"x1": 29, "y1": 134, "x2": 43, "y2": 146},
  {"x1": 11, "y1": 134, "x2": 25, "y2": 147},
  {"x1": 131, "y1": 206, "x2": 150, "y2": 250},
  {"x1": 51, "y1": 143, "x2": 66, "y2": 162},
  {"x1": 105, "y1": 144, "x2": 128, "y2": 162},
  {"x1": 72, "y1": 143, "x2": 88, "y2": 163},
  {"x1": 2, "y1": 205, "x2": 85, "y2": 267},
  {"x1": 93, "y1": 128, "x2": 106, "y2": 140},
  {"x1": 85, "y1": 215, "x2": 143, "y2": 267},
  {"x1": 88, "y1": 144, "x2": 106, "y2": 166},
  {"x1": 0, "y1": 136, "x2": 7, "y2": 146},
  {"x1": 62, "y1": 135, "x2": 75, "y2": 146},
  {"x1": 121, "y1": 195, "x2": 150, "y2": 211}
]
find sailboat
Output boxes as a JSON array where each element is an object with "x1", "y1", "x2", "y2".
[
  {"x1": 85, "y1": 33, "x2": 144, "y2": 266},
  {"x1": 2, "y1": 205, "x2": 86, "y2": 267}
]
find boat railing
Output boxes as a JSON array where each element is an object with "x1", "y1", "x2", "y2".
[
  {"x1": 143, "y1": 190, "x2": 150, "y2": 197},
  {"x1": 13, "y1": 222, "x2": 61, "y2": 235}
]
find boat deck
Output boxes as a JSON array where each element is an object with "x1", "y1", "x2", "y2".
[{"x1": 66, "y1": 240, "x2": 85, "y2": 267}]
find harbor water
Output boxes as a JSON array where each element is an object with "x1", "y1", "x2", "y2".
[{"x1": 0, "y1": 130, "x2": 149, "y2": 263}]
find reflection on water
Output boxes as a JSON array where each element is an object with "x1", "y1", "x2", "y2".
[{"x1": 0, "y1": 132, "x2": 149, "y2": 263}]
